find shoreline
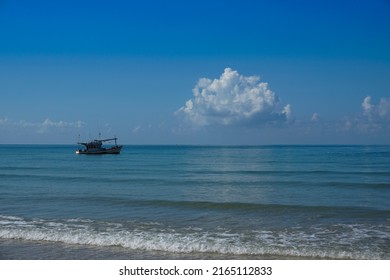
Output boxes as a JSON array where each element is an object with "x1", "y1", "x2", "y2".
[{"x1": 0, "y1": 239, "x2": 332, "y2": 260}]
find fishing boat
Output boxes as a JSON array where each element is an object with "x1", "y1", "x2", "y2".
[{"x1": 76, "y1": 137, "x2": 122, "y2": 155}]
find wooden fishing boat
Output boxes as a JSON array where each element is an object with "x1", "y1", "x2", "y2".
[{"x1": 76, "y1": 137, "x2": 122, "y2": 154}]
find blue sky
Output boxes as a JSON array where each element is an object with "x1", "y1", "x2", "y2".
[{"x1": 0, "y1": 0, "x2": 389, "y2": 144}]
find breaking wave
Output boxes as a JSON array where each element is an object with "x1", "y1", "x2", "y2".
[{"x1": 0, "y1": 215, "x2": 388, "y2": 259}]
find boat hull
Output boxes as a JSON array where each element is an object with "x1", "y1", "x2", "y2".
[{"x1": 76, "y1": 145, "x2": 123, "y2": 155}]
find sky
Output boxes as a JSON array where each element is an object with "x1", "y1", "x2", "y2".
[{"x1": 0, "y1": 0, "x2": 389, "y2": 145}]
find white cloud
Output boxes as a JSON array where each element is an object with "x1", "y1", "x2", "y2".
[
  {"x1": 0, "y1": 117, "x2": 9, "y2": 125},
  {"x1": 38, "y1": 118, "x2": 85, "y2": 133},
  {"x1": 282, "y1": 104, "x2": 292, "y2": 121},
  {"x1": 348, "y1": 95, "x2": 390, "y2": 134},
  {"x1": 377, "y1": 98, "x2": 390, "y2": 119},
  {"x1": 362, "y1": 96, "x2": 374, "y2": 118},
  {"x1": 177, "y1": 68, "x2": 291, "y2": 126},
  {"x1": 361, "y1": 95, "x2": 390, "y2": 121},
  {"x1": 132, "y1": 125, "x2": 142, "y2": 134},
  {"x1": 311, "y1": 113, "x2": 319, "y2": 121},
  {"x1": 0, "y1": 117, "x2": 85, "y2": 133}
]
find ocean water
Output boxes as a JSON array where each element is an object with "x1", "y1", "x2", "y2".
[{"x1": 0, "y1": 145, "x2": 389, "y2": 259}]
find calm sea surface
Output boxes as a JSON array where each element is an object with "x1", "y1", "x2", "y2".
[{"x1": 0, "y1": 145, "x2": 389, "y2": 259}]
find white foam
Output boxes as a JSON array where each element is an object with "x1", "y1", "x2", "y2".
[
  {"x1": 0, "y1": 215, "x2": 24, "y2": 221},
  {"x1": 0, "y1": 215, "x2": 387, "y2": 259}
]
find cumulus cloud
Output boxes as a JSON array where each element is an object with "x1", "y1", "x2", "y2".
[
  {"x1": 348, "y1": 95, "x2": 390, "y2": 134},
  {"x1": 177, "y1": 68, "x2": 291, "y2": 126},
  {"x1": 377, "y1": 98, "x2": 390, "y2": 119},
  {"x1": 362, "y1": 96, "x2": 374, "y2": 118},
  {"x1": 282, "y1": 104, "x2": 292, "y2": 121},
  {"x1": 361, "y1": 96, "x2": 390, "y2": 121}
]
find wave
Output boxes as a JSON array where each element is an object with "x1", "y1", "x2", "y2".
[
  {"x1": 10, "y1": 193, "x2": 388, "y2": 215},
  {"x1": 1, "y1": 170, "x2": 389, "y2": 190},
  {"x1": 0, "y1": 215, "x2": 388, "y2": 259},
  {"x1": 90, "y1": 198, "x2": 389, "y2": 216}
]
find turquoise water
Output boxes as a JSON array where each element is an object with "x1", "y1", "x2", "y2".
[{"x1": 0, "y1": 145, "x2": 389, "y2": 259}]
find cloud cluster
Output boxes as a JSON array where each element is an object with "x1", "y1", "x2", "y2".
[
  {"x1": 353, "y1": 95, "x2": 390, "y2": 133},
  {"x1": 362, "y1": 96, "x2": 390, "y2": 121},
  {"x1": 0, "y1": 117, "x2": 85, "y2": 133},
  {"x1": 178, "y1": 68, "x2": 291, "y2": 126}
]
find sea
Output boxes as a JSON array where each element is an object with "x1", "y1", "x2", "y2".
[{"x1": 0, "y1": 145, "x2": 389, "y2": 260}]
